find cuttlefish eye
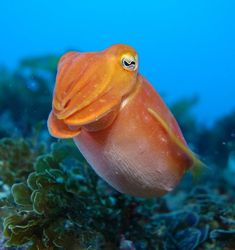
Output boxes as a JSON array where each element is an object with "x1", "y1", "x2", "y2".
[{"x1": 121, "y1": 54, "x2": 138, "y2": 71}]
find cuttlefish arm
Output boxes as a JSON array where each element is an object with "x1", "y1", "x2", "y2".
[
  {"x1": 147, "y1": 108, "x2": 205, "y2": 178},
  {"x1": 47, "y1": 111, "x2": 81, "y2": 138},
  {"x1": 48, "y1": 45, "x2": 138, "y2": 138}
]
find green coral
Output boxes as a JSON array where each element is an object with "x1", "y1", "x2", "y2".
[
  {"x1": 197, "y1": 111, "x2": 235, "y2": 167},
  {"x1": 0, "y1": 138, "x2": 235, "y2": 250},
  {"x1": 0, "y1": 54, "x2": 59, "y2": 138},
  {"x1": 1, "y1": 142, "x2": 99, "y2": 249},
  {"x1": 0, "y1": 138, "x2": 44, "y2": 198}
]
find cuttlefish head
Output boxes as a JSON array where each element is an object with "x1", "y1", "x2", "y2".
[{"x1": 48, "y1": 44, "x2": 139, "y2": 138}]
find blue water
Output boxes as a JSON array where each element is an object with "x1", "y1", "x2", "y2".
[{"x1": 1, "y1": 0, "x2": 235, "y2": 125}]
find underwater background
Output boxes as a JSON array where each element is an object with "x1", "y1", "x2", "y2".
[{"x1": 0, "y1": 1, "x2": 235, "y2": 249}]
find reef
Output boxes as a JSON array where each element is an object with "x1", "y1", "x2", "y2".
[{"x1": 0, "y1": 55, "x2": 235, "y2": 249}]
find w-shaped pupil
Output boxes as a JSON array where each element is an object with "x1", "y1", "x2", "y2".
[{"x1": 124, "y1": 60, "x2": 135, "y2": 67}]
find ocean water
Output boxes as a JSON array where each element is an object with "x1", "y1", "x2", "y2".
[
  {"x1": 1, "y1": 0, "x2": 235, "y2": 125},
  {"x1": 0, "y1": 1, "x2": 235, "y2": 249}
]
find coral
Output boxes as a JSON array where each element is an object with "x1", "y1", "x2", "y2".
[
  {"x1": 0, "y1": 137, "x2": 234, "y2": 249},
  {"x1": 0, "y1": 138, "x2": 44, "y2": 200},
  {"x1": 197, "y1": 110, "x2": 235, "y2": 167},
  {"x1": 0, "y1": 140, "x2": 114, "y2": 249},
  {"x1": 0, "y1": 55, "x2": 59, "y2": 137}
]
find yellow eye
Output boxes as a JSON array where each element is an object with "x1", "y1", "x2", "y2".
[{"x1": 121, "y1": 54, "x2": 138, "y2": 71}]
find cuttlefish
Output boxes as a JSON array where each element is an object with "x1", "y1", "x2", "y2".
[{"x1": 48, "y1": 44, "x2": 203, "y2": 197}]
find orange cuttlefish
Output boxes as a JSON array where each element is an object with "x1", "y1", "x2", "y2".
[{"x1": 48, "y1": 44, "x2": 203, "y2": 197}]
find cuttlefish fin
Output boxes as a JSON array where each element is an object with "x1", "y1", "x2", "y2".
[
  {"x1": 47, "y1": 111, "x2": 81, "y2": 139},
  {"x1": 147, "y1": 108, "x2": 206, "y2": 179}
]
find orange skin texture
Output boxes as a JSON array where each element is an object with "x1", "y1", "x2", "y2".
[{"x1": 48, "y1": 44, "x2": 195, "y2": 197}]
